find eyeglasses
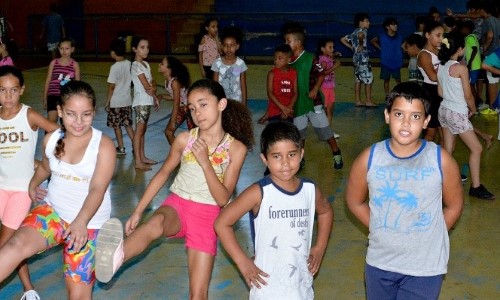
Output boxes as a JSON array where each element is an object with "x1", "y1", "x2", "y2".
[
  {"x1": 0, "y1": 87, "x2": 22, "y2": 95},
  {"x1": 62, "y1": 111, "x2": 94, "y2": 122}
]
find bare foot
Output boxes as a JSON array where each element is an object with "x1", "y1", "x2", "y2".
[
  {"x1": 135, "y1": 163, "x2": 152, "y2": 171},
  {"x1": 142, "y1": 158, "x2": 158, "y2": 165},
  {"x1": 365, "y1": 102, "x2": 378, "y2": 108}
]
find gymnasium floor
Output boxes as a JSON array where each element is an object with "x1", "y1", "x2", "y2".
[{"x1": 0, "y1": 59, "x2": 499, "y2": 299}]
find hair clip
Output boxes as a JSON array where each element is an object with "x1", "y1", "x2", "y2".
[{"x1": 441, "y1": 38, "x2": 450, "y2": 49}]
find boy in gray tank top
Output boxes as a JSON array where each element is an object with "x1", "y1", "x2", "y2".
[{"x1": 346, "y1": 82, "x2": 463, "y2": 299}]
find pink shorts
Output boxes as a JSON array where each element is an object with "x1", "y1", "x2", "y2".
[
  {"x1": 321, "y1": 87, "x2": 336, "y2": 106},
  {"x1": 162, "y1": 193, "x2": 221, "y2": 256},
  {"x1": 0, "y1": 189, "x2": 32, "y2": 229}
]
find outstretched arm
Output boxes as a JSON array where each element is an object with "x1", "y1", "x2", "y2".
[{"x1": 126, "y1": 132, "x2": 186, "y2": 234}]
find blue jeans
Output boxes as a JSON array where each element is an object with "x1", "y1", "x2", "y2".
[{"x1": 365, "y1": 264, "x2": 443, "y2": 300}]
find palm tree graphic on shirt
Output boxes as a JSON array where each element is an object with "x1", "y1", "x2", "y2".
[{"x1": 372, "y1": 181, "x2": 430, "y2": 232}]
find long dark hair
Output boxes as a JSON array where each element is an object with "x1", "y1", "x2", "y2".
[
  {"x1": 165, "y1": 56, "x2": 190, "y2": 88},
  {"x1": 438, "y1": 32, "x2": 465, "y2": 65},
  {"x1": 188, "y1": 79, "x2": 254, "y2": 150}
]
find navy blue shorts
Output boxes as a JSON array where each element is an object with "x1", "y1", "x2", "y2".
[{"x1": 365, "y1": 264, "x2": 443, "y2": 300}]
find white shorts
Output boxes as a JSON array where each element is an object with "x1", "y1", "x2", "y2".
[
  {"x1": 486, "y1": 71, "x2": 500, "y2": 84},
  {"x1": 293, "y1": 111, "x2": 334, "y2": 140}
]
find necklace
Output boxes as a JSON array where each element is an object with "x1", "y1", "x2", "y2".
[{"x1": 208, "y1": 133, "x2": 227, "y2": 157}]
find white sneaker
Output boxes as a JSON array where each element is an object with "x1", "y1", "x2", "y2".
[
  {"x1": 20, "y1": 290, "x2": 40, "y2": 300},
  {"x1": 333, "y1": 132, "x2": 340, "y2": 139},
  {"x1": 95, "y1": 218, "x2": 124, "y2": 283},
  {"x1": 478, "y1": 103, "x2": 489, "y2": 110}
]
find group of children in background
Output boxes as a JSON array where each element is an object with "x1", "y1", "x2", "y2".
[{"x1": 0, "y1": 4, "x2": 499, "y2": 299}]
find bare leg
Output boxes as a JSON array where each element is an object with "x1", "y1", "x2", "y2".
[
  {"x1": 125, "y1": 125, "x2": 135, "y2": 144},
  {"x1": 474, "y1": 127, "x2": 493, "y2": 150},
  {"x1": 326, "y1": 102, "x2": 335, "y2": 126},
  {"x1": 365, "y1": 84, "x2": 376, "y2": 106},
  {"x1": 383, "y1": 79, "x2": 390, "y2": 95},
  {"x1": 114, "y1": 127, "x2": 124, "y2": 149},
  {"x1": 441, "y1": 127, "x2": 456, "y2": 155},
  {"x1": 0, "y1": 227, "x2": 46, "y2": 282},
  {"x1": 459, "y1": 129, "x2": 483, "y2": 188},
  {"x1": 327, "y1": 137, "x2": 340, "y2": 153},
  {"x1": 0, "y1": 226, "x2": 35, "y2": 292},
  {"x1": 487, "y1": 83, "x2": 498, "y2": 107},
  {"x1": 354, "y1": 81, "x2": 362, "y2": 105},
  {"x1": 65, "y1": 277, "x2": 92, "y2": 300},
  {"x1": 123, "y1": 206, "x2": 181, "y2": 261},
  {"x1": 139, "y1": 123, "x2": 157, "y2": 164},
  {"x1": 165, "y1": 120, "x2": 176, "y2": 145},
  {"x1": 187, "y1": 249, "x2": 215, "y2": 300},
  {"x1": 133, "y1": 122, "x2": 151, "y2": 170}
]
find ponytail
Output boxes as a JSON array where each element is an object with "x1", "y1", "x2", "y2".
[
  {"x1": 222, "y1": 99, "x2": 254, "y2": 150},
  {"x1": 438, "y1": 32, "x2": 464, "y2": 65},
  {"x1": 54, "y1": 124, "x2": 66, "y2": 158}
]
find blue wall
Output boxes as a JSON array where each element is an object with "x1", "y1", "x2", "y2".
[{"x1": 213, "y1": 1, "x2": 466, "y2": 57}]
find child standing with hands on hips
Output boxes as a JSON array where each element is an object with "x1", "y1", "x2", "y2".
[
  {"x1": 43, "y1": 37, "x2": 80, "y2": 123},
  {"x1": 346, "y1": 82, "x2": 463, "y2": 299},
  {"x1": 212, "y1": 26, "x2": 248, "y2": 105},
  {"x1": 0, "y1": 66, "x2": 59, "y2": 300},
  {"x1": 198, "y1": 17, "x2": 221, "y2": 80},
  {"x1": 130, "y1": 35, "x2": 160, "y2": 170},
  {"x1": 95, "y1": 79, "x2": 254, "y2": 299},
  {"x1": 158, "y1": 56, "x2": 194, "y2": 145},
  {"x1": 437, "y1": 33, "x2": 495, "y2": 200},
  {"x1": 105, "y1": 38, "x2": 134, "y2": 155},
  {"x1": 215, "y1": 121, "x2": 333, "y2": 300},
  {"x1": 0, "y1": 80, "x2": 116, "y2": 299}
]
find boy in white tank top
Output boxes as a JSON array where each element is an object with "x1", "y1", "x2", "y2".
[{"x1": 215, "y1": 121, "x2": 333, "y2": 300}]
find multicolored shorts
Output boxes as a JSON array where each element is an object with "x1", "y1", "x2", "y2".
[
  {"x1": 21, "y1": 203, "x2": 98, "y2": 285},
  {"x1": 353, "y1": 52, "x2": 373, "y2": 84},
  {"x1": 134, "y1": 105, "x2": 152, "y2": 124},
  {"x1": 107, "y1": 106, "x2": 133, "y2": 128}
]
